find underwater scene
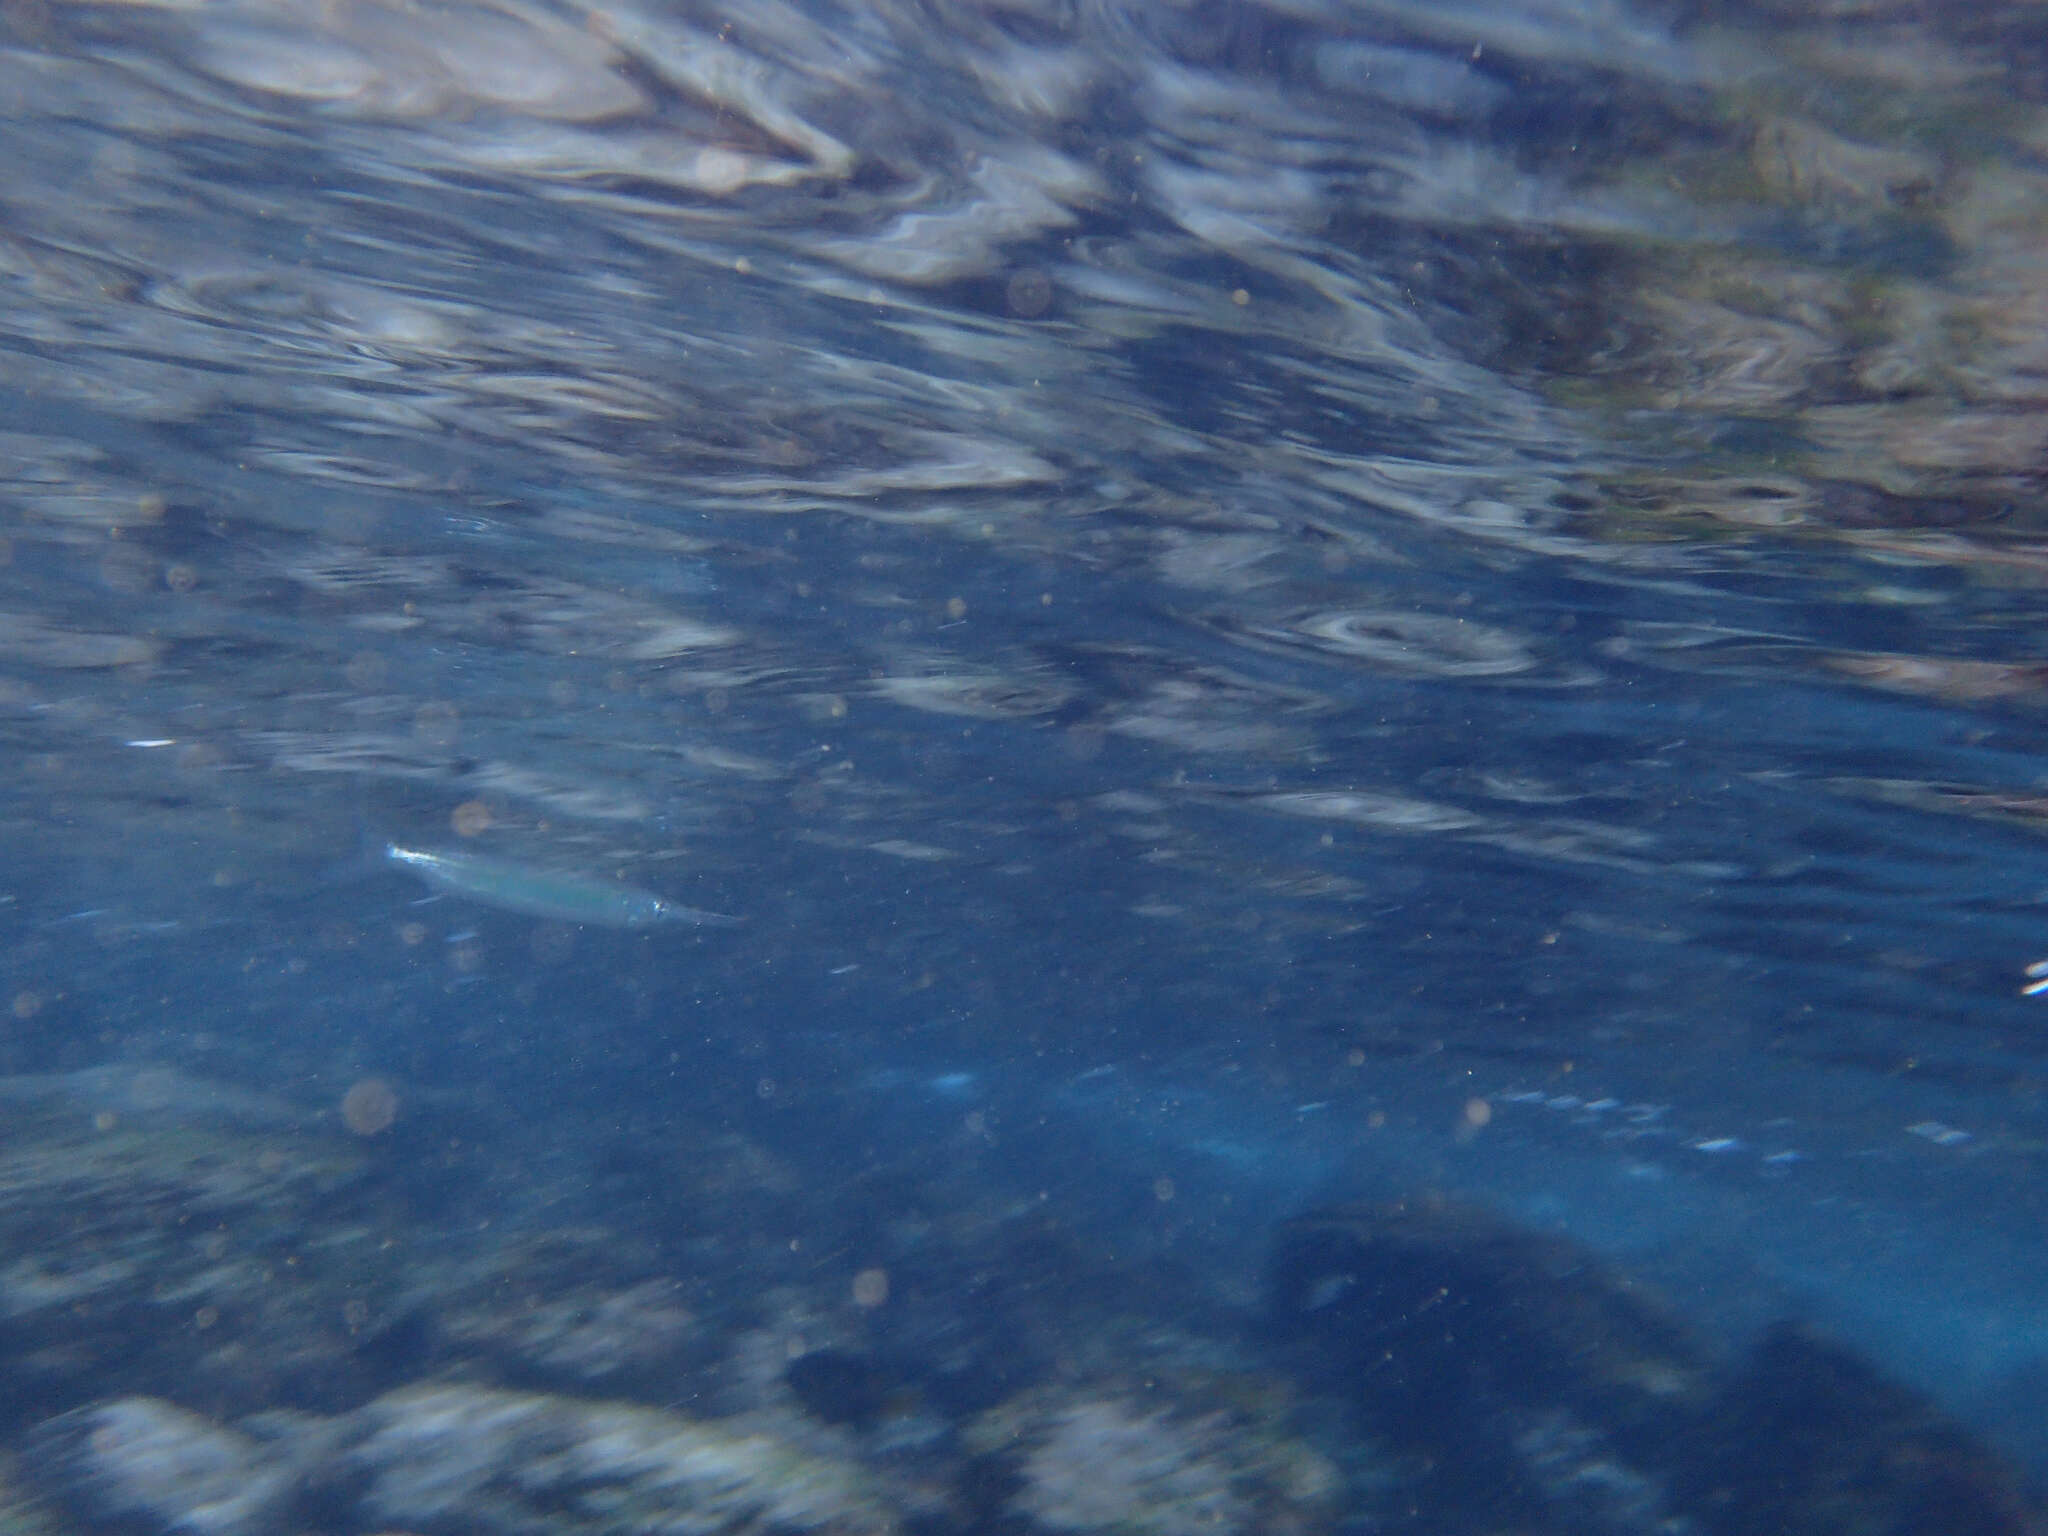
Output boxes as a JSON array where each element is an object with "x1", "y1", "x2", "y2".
[{"x1": 3, "y1": 0, "x2": 2048, "y2": 1530}]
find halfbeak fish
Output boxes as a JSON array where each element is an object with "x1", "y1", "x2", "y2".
[{"x1": 386, "y1": 844, "x2": 739, "y2": 929}]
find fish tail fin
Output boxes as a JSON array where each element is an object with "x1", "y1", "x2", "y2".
[{"x1": 667, "y1": 903, "x2": 745, "y2": 928}]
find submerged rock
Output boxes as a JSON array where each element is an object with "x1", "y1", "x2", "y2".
[
  {"x1": 26, "y1": 1385, "x2": 902, "y2": 1536},
  {"x1": 23, "y1": 1398, "x2": 300, "y2": 1536},
  {"x1": 785, "y1": 1348, "x2": 899, "y2": 1429},
  {"x1": 1270, "y1": 1202, "x2": 1712, "y2": 1460},
  {"x1": 1269, "y1": 1202, "x2": 2048, "y2": 1536},
  {"x1": 329, "y1": 1383, "x2": 898, "y2": 1536},
  {"x1": 1269, "y1": 1202, "x2": 1712, "y2": 1532},
  {"x1": 438, "y1": 1247, "x2": 714, "y2": 1399},
  {"x1": 0, "y1": 1102, "x2": 415, "y2": 1427},
  {"x1": 1675, "y1": 1324, "x2": 2048, "y2": 1536},
  {"x1": 965, "y1": 1383, "x2": 1341, "y2": 1536}
]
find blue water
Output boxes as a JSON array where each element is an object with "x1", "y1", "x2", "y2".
[{"x1": 4, "y1": 0, "x2": 2048, "y2": 1528}]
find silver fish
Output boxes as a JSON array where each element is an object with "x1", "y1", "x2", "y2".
[{"x1": 386, "y1": 844, "x2": 738, "y2": 929}]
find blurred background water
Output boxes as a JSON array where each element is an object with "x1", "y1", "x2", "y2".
[{"x1": 4, "y1": 0, "x2": 2048, "y2": 1529}]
